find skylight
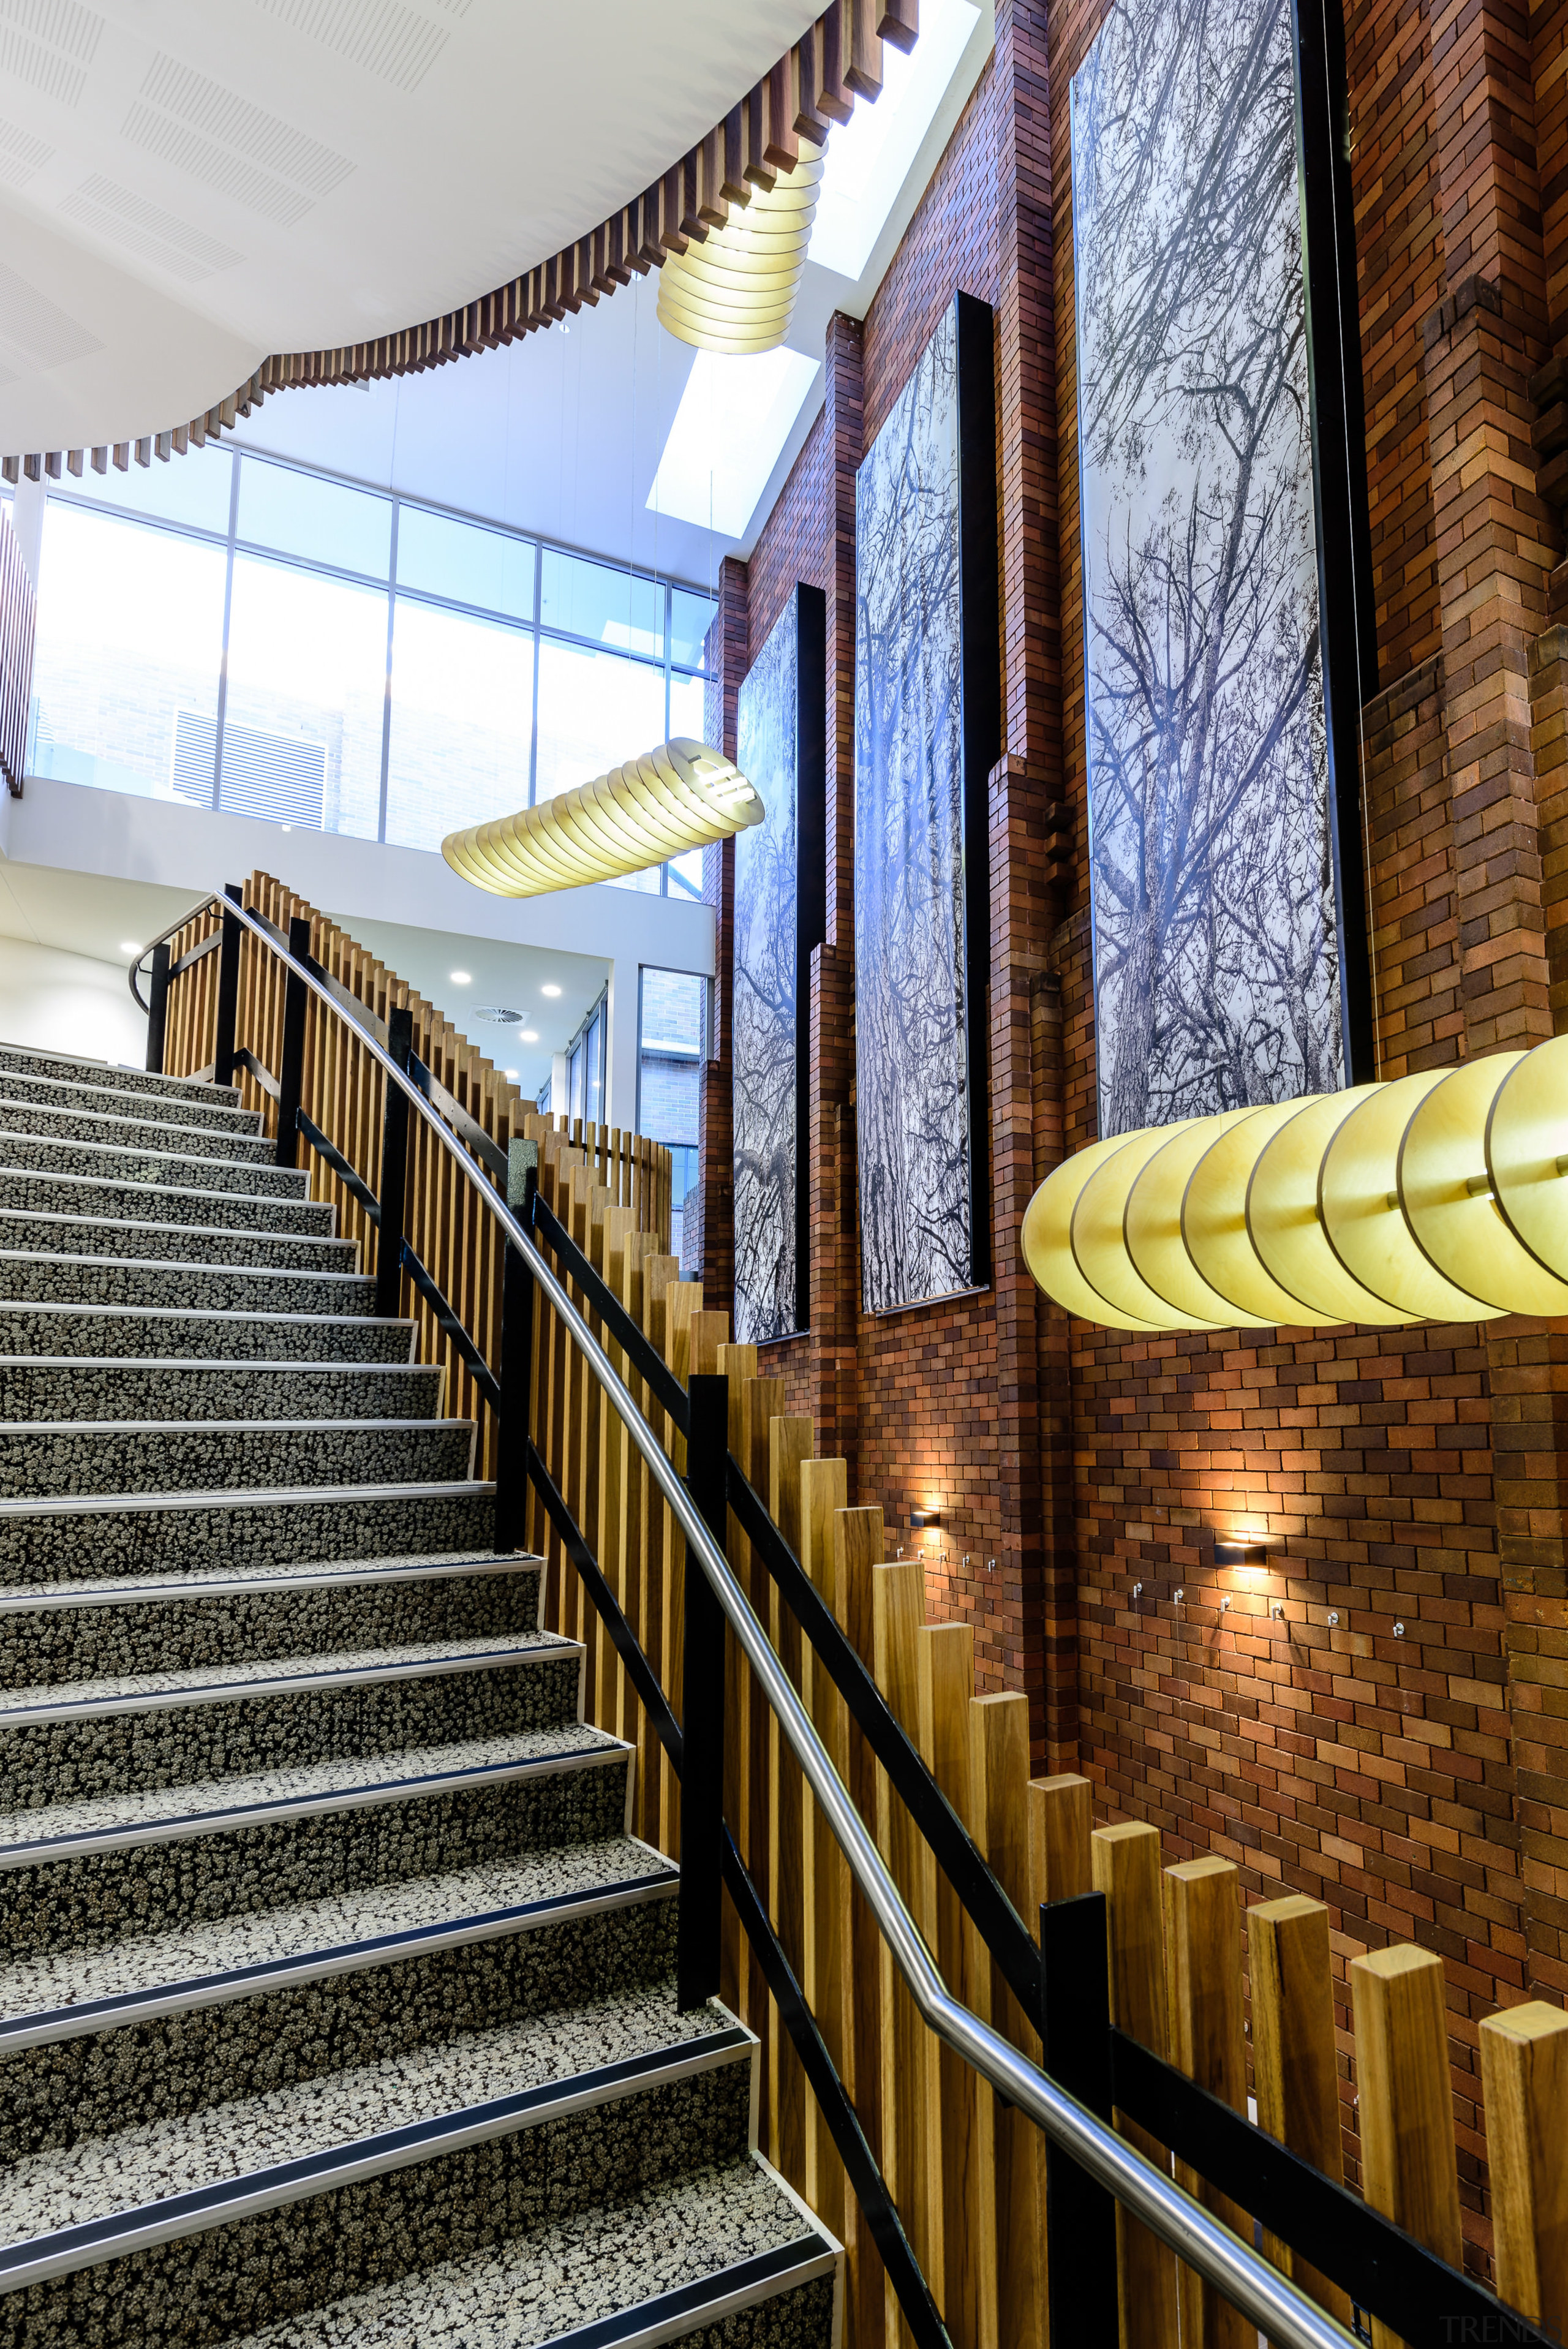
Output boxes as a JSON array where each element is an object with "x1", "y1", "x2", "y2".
[
  {"x1": 647, "y1": 348, "x2": 822, "y2": 540},
  {"x1": 809, "y1": 0, "x2": 983, "y2": 282}
]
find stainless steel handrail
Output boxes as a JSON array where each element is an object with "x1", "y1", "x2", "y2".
[
  {"x1": 221, "y1": 893, "x2": 1357, "y2": 2349},
  {"x1": 127, "y1": 889, "x2": 223, "y2": 1014}
]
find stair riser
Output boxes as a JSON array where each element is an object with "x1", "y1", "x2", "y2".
[
  {"x1": 0, "y1": 1075, "x2": 259, "y2": 1138},
  {"x1": 0, "y1": 1569, "x2": 541, "y2": 1684},
  {"x1": 0, "y1": 1755, "x2": 631, "y2": 1959},
  {"x1": 0, "y1": 1307, "x2": 410, "y2": 1362},
  {"x1": 0, "y1": 1213, "x2": 352, "y2": 1275},
  {"x1": 0, "y1": 1101, "x2": 276, "y2": 1168},
  {"x1": 0, "y1": 1253, "x2": 373, "y2": 1315},
  {"x1": 0, "y1": 1421, "x2": 475, "y2": 1500},
  {"x1": 0, "y1": 1133, "x2": 307, "y2": 1202},
  {"x1": 0, "y1": 1049, "x2": 239, "y2": 1112},
  {"x1": 0, "y1": 1491, "x2": 498, "y2": 1585},
  {"x1": 0, "y1": 2062, "x2": 750, "y2": 2349},
  {"x1": 0, "y1": 1895, "x2": 677, "y2": 2160},
  {"x1": 0, "y1": 1363, "x2": 443, "y2": 1425},
  {"x1": 0, "y1": 1171, "x2": 329, "y2": 1238},
  {"x1": 0, "y1": 1654, "x2": 581, "y2": 1809}
]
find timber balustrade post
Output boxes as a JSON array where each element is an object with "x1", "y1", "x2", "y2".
[
  {"x1": 678, "y1": 1370, "x2": 728, "y2": 2012},
  {"x1": 375, "y1": 1005, "x2": 412, "y2": 1321},
  {"x1": 495, "y1": 1139, "x2": 539, "y2": 1556},
  {"x1": 213, "y1": 883, "x2": 242, "y2": 1085},
  {"x1": 1041, "y1": 1890, "x2": 1120, "y2": 2345},
  {"x1": 144, "y1": 941, "x2": 170, "y2": 1074},
  {"x1": 275, "y1": 914, "x2": 311, "y2": 1169}
]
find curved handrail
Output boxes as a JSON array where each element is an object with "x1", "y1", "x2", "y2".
[
  {"x1": 127, "y1": 889, "x2": 222, "y2": 1014},
  {"x1": 219, "y1": 892, "x2": 1356, "y2": 2349}
]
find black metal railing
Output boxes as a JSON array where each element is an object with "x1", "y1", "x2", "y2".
[{"x1": 141, "y1": 886, "x2": 1556, "y2": 2349}]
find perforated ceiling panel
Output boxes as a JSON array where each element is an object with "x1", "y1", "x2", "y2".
[
  {"x1": 120, "y1": 101, "x2": 316, "y2": 227},
  {"x1": 0, "y1": 115, "x2": 50, "y2": 187},
  {"x1": 251, "y1": 0, "x2": 450, "y2": 93},
  {"x1": 139, "y1": 55, "x2": 356, "y2": 200},
  {"x1": 59, "y1": 176, "x2": 244, "y2": 285}
]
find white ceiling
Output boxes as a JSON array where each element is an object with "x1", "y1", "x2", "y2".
[{"x1": 0, "y1": 0, "x2": 820, "y2": 458}]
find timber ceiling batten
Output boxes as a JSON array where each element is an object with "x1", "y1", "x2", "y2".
[
  {"x1": 1022, "y1": 1039, "x2": 1568, "y2": 1332},
  {"x1": 1, "y1": 1, "x2": 919, "y2": 483},
  {"x1": 441, "y1": 738, "x2": 763, "y2": 898}
]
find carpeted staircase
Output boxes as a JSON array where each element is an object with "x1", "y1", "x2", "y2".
[{"x1": 0, "y1": 1043, "x2": 839, "y2": 2348}]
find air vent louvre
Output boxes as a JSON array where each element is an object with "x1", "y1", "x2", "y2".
[
  {"x1": 120, "y1": 101, "x2": 314, "y2": 227},
  {"x1": 252, "y1": 0, "x2": 448, "y2": 93},
  {"x1": 474, "y1": 1008, "x2": 526, "y2": 1025},
  {"x1": 140, "y1": 55, "x2": 355, "y2": 198},
  {"x1": 59, "y1": 175, "x2": 244, "y2": 283},
  {"x1": 175, "y1": 710, "x2": 327, "y2": 828}
]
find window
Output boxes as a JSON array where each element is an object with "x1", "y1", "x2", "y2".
[
  {"x1": 564, "y1": 988, "x2": 609, "y2": 1128},
  {"x1": 639, "y1": 967, "x2": 706, "y2": 1263},
  {"x1": 31, "y1": 504, "x2": 226, "y2": 802},
  {"x1": 29, "y1": 446, "x2": 719, "y2": 891},
  {"x1": 384, "y1": 600, "x2": 534, "y2": 853}
]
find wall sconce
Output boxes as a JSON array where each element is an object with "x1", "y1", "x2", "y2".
[
  {"x1": 1220, "y1": 1596, "x2": 1232, "y2": 1612},
  {"x1": 1215, "y1": 1541, "x2": 1268, "y2": 1567},
  {"x1": 910, "y1": 1508, "x2": 941, "y2": 1529}
]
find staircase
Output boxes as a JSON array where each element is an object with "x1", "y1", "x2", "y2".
[{"x1": 0, "y1": 1043, "x2": 839, "y2": 2347}]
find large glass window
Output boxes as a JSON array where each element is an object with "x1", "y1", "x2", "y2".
[
  {"x1": 223, "y1": 557, "x2": 386, "y2": 835},
  {"x1": 31, "y1": 504, "x2": 226, "y2": 801},
  {"x1": 385, "y1": 599, "x2": 535, "y2": 853},
  {"x1": 28, "y1": 445, "x2": 718, "y2": 891}
]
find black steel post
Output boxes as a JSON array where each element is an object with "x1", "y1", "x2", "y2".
[
  {"x1": 677, "y1": 1370, "x2": 728, "y2": 2012},
  {"x1": 494, "y1": 1138, "x2": 539, "y2": 1555},
  {"x1": 213, "y1": 883, "x2": 242, "y2": 1087},
  {"x1": 144, "y1": 941, "x2": 170, "y2": 1074},
  {"x1": 274, "y1": 914, "x2": 311, "y2": 1169},
  {"x1": 374, "y1": 1003, "x2": 412, "y2": 1321},
  {"x1": 1041, "y1": 1891, "x2": 1121, "y2": 2343}
]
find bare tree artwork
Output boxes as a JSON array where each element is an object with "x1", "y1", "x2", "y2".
[
  {"x1": 734, "y1": 601, "x2": 801, "y2": 1344},
  {"x1": 1072, "y1": 0, "x2": 1346, "y2": 1137},
  {"x1": 854, "y1": 304, "x2": 974, "y2": 1314}
]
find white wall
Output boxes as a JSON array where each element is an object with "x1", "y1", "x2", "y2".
[{"x1": 0, "y1": 933, "x2": 148, "y2": 1067}]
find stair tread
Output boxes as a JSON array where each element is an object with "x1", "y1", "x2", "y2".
[
  {"x1": 0, "y1": 1246, "x2": 369, "y2": 1294},
  {"x1": 0, "y1": 1128, "x2": 306, "y2": 1191},
  {"x1": 1, "y1": 1548, "x2": 538, "y2": 1605},
  {"x1": 0, "y1": 1047, "x2": 241, "y2": 1109},
  {"x1": 0, "y1": 1210, "x2": 351, "y2": 1256},
  {"x1": 0, "y1": 1834, "x2": 676, "y2": 2039},
  {"x1": 0, "y1": 1986, "x2": 738, "y2": 2254},
  {"x1": 0, "y1": 1166, "x2": 330, "y2": 1223},
  {"x1": 0, "y1": 1096, "x2": 268, "y2": 1148},
  {"x1": 0, "y1": 1720, "x2": 625, "y2": 1857},
  {"x1": 0, "y1": 1479, "x2": 495, "y2": 1519},
  {"x1": 0, "y1": 1303, "x2": 409, "y2": 1332},
  {"x1": 228, "y1": 2163, "x2": 829, "y2": 2349},
  {"x1": 0, "y1": 1077, "x2": 257, "y2": 1131},
  {"x1": 0, "y1": 1628, "x2": 577, "y2": 1719}
]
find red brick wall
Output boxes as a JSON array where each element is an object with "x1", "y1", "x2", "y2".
[{"x1": 690, "y1": 0, "x2": 1568, "y2": 2274}]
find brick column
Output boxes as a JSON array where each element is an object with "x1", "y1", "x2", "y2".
[
  {"x1": 1361, "y1": 654, "x2": 1460, "y2": 1076},
  {"x1": 806, "y1": 314, "x2": 864, "y2": 1471},
  {"x1": 693, "y1": 554, "x2": 748, "y2": 1302},
  {"x1": 987, "y1": 0, "x2": 1076, "y2": 1765}
]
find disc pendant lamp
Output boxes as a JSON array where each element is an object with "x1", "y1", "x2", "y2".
[{"x1": 1024, "y1": 1040, "x2": 1568, "y2": 1331}]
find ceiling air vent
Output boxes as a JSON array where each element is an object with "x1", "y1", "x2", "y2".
[{"x1": 473, "y1": 1007, "x2": 524, "y2": 1025}]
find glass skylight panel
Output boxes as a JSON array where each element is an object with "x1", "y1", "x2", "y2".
[
  {"x1": 396, "y1": 505, "x2": 534, "y2": 620},
  {"x1": 809, "y1": 0, "x2": 982, "y2": 282},
  {"x1": 648, "y1": 349, "x2": 821, "y2": 540},
  {"x1": 236, "y1": 458, "x2": 392, "y2": 579}
]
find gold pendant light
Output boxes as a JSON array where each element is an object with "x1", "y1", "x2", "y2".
[
  {"x1": 1024, "y1": 1041, "x2": 1568, "y2": 1331},
  {"x1": 657, "y1": 143, "x2": 825, "y2": 355},
  {"x1": 441, "y1": 737, "x2": 763, "y2": 899}
]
